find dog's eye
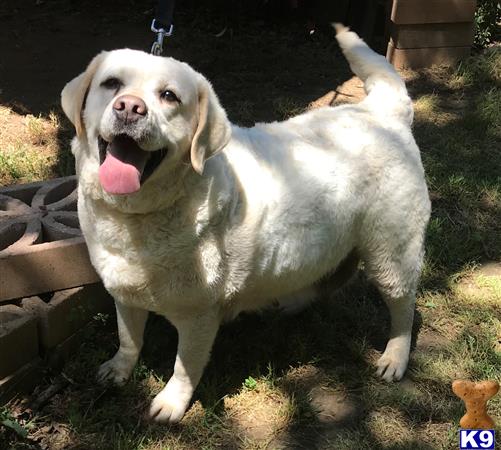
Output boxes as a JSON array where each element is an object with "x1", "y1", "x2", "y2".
[
  {"x1": 100, "y1": 77, "x2": 122, "y2": 90},
  {"x1": 160, "y1": 90, "x2": 181, "y2": 104}
]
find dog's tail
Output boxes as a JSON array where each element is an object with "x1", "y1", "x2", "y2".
[{"x1": 333, "y1": 24, "x2": 413, "y2": 126}]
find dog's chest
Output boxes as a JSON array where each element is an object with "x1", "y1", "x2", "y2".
[{"x1": 80, "y1": 201, "x2": 217, "y2": 312}]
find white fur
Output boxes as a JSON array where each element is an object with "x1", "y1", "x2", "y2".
[{"x1": 61, "y1": 28, "x2": 430, "y2": 423}]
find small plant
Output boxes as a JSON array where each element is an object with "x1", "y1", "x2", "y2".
[
  {"x1": 93, "y1": 312, "x2": 110, "y2": 324},
  {"x1": 243, "y1": 376, "x2": 257, "y2": 390},
  {"x1": 424, "y1": 299, "x2": 437, "y2": 308},
  {"x1": 474, "y1": 0, "x2": 501, "y2": 47},
  {"x1": 0, "y1": 407, "x2": 28, "y2": 439}
]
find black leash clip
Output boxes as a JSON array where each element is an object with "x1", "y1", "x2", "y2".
[{"x1": 151, "y1": 19, "x2": 174, "y2": 56}]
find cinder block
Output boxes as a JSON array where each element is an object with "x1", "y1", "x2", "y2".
[
  {"x1": 0, "y1": 177, "x2": 77, "y2": 213},
  {"x1": 390, "y1": 22, "x2": 475, "y2": 49},
  {"x1": 22, "y1": 283, "x2": 113, "y2": 351},
  {"x1": 0, "y1": 237, "x2": 100, "y2": 302},
  {"x1": 391, "y1": 0, "x2": 477, "y2": 25},
  {"x1": 387, "y1": 41, "x2": 471, "y2": 68},
  {"x1": 0, "y1": 305, "x2": 38, "y2": 379},
  {"x1": 0, "y1": 358, "x2": 42, "y2": 404}
]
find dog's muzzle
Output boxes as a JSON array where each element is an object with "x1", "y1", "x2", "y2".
[{"x1": 98, "y1": 134, "x2": 167, "y2": 195}]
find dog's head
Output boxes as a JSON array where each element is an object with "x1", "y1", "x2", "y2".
[{"x1": 61, "y1": 49, "x2": 231, "y2": 201}]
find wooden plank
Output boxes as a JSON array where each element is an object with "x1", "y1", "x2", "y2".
[
  {"x1": 390, "y1": 22, "x2": 475, "y2": 49},
  {"x1": 386, "y1": 41, "x2": 471, "y2": 68},
  {"x1": 391, "y1": 0, "x2": 477, "y2": 24}
]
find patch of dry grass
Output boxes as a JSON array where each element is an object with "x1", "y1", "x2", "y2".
[{"x1": 0, "y1": 105, "x2": 73, "y2": 185}]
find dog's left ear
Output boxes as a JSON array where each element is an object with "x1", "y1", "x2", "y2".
[
  {"x1": 61, "y1": 52, "x2": 107, "y2": 137},
  {"x1": 190, "y1": 76, "x2": 231, "y2": 175}
]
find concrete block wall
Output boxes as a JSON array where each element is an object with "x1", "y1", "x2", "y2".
[
  {"x1": 0, "y1": 285, "x2": 113, "y2": 402},
  {"x1": 0, "y1": 177, "x2": 113, "y2": 403}
]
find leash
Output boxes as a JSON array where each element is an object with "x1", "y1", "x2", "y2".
[{"x1": 150, "y1": 0, "x2": 175, "y2": 55}]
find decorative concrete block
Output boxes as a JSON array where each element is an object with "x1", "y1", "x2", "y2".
[
  {"x1": 0, "y1": 305, "x2": 38, "y2": 379},
  {"x1": 22, "y1": 284, "x2": 113, "y2": 352},
  {"x1": 0, "y1": 284, "x2": 113, "y2": 404},
  {"x1": 0, "y1": 176, "x2": 121, "y2": 403},
  {"x1": 1, "y1": 238, "x2": 100, "y2": 302},
  {"x1": 0, "y1": 177, "x2": 99, "y2": 302}
]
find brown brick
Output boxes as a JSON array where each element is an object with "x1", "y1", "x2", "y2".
[
  {"x1": 0, "y1": 237, "x2": 100, "y2": 302},
  {"x1": 22, "y1": 283, "x2": 113, "y2": 351},
  {"x1": 0, "y1": 305, "x2": 38, "y2": 379},
  {"x1": 390, "y1": 22, "x2": 475, "y2": 49},
  {"x1": 386, "y1": 41, "x2": 471, "y2": 68},
  {"x1": 391, "y1": 0, "x2": 477, "y2": 24}
]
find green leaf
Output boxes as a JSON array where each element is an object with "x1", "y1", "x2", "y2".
[
  {"x1": 243, "y1": 376, "x2": 257, "y2": 390},
  {"x1": 1, "y1": 418, "x2": 28, "y2": 438}
]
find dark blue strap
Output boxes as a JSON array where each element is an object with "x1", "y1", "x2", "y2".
[{"x1": 155, "y1": 0, "x2": 175, "y2": 30}]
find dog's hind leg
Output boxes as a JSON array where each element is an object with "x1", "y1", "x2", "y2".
[{"x1": 362, "y1": 226, "x2": 426, "y2": 382}]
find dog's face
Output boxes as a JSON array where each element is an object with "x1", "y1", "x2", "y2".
[{"x1": 61, "y1": 49, "x2": 231, "y2": 201}]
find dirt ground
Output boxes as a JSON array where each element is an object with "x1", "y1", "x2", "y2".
[
  {"x1": 1, "y1": 1, "x2": 500, "y2": 450},
  {"x1": 0, "y1": 0, "x2": 360, "y2": 122},
  {"x1": 0, "y1": 0, "x2": 369, "y2": 186}
]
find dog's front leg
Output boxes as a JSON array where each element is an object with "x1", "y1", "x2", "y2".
[
  {"x1": 149, "y1": 311, "x2": 220, "y2": 423},
  {"x1": 97, "y1": 301, "x2": 149, "y2": 385}
]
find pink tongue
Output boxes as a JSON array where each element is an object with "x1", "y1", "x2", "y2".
[{"x1": 98, "y1": 136, "x2": 149, "y2": 195}]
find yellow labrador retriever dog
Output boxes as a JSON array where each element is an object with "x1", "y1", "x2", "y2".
[{"x1": 61, "y1": 26, "x2": 430, "y2": 423}]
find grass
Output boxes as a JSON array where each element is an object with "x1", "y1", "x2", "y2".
[
  {"x1": 0, "y1": 32, "x2": 500, "y2": 450},
  {"x1": 0, "y1": 106, "x2": 73, "y2": 185}
]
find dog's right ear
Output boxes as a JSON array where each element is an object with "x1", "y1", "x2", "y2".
[{"x1": 61, "y1": 52, "x2": 107, "y2": 137}]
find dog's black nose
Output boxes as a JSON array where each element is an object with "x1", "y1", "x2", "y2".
[{"x1": 113, "y1": 95, "x2": 148, "y2": 123}]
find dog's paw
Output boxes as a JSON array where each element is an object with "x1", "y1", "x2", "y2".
[
  {"x1": 97, "y1": 353, "x2": 135, "y2": 386},
  {"x1": 148, "y1": 382, "x2": 192, "y2": 423},
  {"x1": 376, "y1": 347, "x2": 408, "y2": 382}
]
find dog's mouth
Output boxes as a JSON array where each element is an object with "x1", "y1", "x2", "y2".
[{"x1": 98, "y1": 135, "x2": 167, "y2": 195}]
